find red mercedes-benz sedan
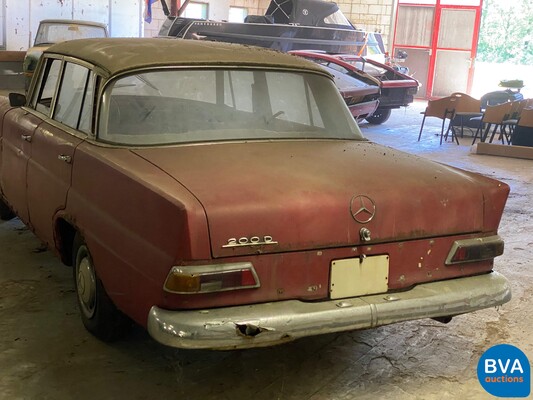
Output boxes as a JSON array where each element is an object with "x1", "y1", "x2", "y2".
[{"x1": 0, "y1": 38, "x2": 509, "y2": 350}]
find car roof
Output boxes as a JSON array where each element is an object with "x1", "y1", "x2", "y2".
[
  {"x1": 38, "y1": 19, "x2": 108, "y2": 29},
  {"x1": 45, "y1": 38, "x2": 329, "y2": 78}
]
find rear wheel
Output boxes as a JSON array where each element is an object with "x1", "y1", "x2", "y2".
[
  {"x1": 0, "y1": 198, "x2": 15, "y2": 221},
  {"x1": 73, "y1": 233, "x2": 132, "y2": 341},
  {"x1": 365, "y1": 108, "x2": 392, "y2": 125}
]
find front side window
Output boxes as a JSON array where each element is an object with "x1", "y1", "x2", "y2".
[
  {"x1": 33, "y1": 58, "x2": 62, "y2": 116},
  {"x1": 98, "y1": 68, "x2": 364, "y2": 146}
]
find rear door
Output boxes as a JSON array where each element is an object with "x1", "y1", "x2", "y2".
[{"x1": 26, "y1": 58, "x2": 94, "y2": 246}]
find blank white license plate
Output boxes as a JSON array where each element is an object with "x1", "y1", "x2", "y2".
[{"x1": 330, "y1": 255, "x2": 389, "y2": 300}]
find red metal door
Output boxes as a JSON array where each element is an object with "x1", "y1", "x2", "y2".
[{"x1": 392, "y1": 0, "x2": 483, "y2": 99}]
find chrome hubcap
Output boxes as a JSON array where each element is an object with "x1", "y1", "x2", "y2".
[{"x1": 77, "y1": 248, "x2": 96, "y2": 319}]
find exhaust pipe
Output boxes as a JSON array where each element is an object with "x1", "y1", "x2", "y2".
[{"x1": 432, "y1": 316, "x2": 453, "y2": 324}]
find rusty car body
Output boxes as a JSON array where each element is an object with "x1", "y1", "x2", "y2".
[
  {"x1": 0, "y1": 38, "x2": 510, "y2": 350},
  {"x1": 291, "y1": 51, "x2": 419, "y2": 124}
]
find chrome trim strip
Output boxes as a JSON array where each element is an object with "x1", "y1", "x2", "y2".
[{"x1": 148, "y1": 271, "x2": 511, "y2": 350}]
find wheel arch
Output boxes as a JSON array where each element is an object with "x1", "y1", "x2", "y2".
[{"x1": 54, "y1": 217, "x2": 78, "y2": 266}]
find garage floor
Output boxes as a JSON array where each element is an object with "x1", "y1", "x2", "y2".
[{"x1": 0, "y1": 101, "x2": 531, "y2": 400}]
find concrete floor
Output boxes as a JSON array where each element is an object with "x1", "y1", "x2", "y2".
[{"x1": 0, "y1": 101, "x2": 531, "y2": 399}]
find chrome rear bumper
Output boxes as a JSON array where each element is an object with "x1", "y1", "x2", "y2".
[{"x1": 147, "y1": 271, "x2": 511, "y2": 350}]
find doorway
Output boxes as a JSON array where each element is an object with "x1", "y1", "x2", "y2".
[{"x1": 392, "y1": 0, "x2": 483, "y2": 99}]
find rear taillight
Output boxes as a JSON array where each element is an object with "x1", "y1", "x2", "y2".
[
  {"x1": 445, "y1": 235, "x2": 504, "y2": 265},
  {"x1": 164, "y1": 262, "x2": 260, "y2": 294}
]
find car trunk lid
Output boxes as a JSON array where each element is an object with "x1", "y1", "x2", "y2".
[{"x1": 132, "y1": 140, "x2": 484, "y2": 258}]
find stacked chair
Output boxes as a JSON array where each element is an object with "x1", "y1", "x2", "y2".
[
  {"x1": 418, "y1": 93, "x2": 481, "y2": 145},
  {"x1": 511, "y1": 107, "x2": 533, "y2": 147},
  {"x1": 472, "y1": 98, "x2": 533, "y2": 144},
  {"x1": 501, "y1": 99, "x2": 533, "y2": 142},
  {"x1": 471, "y1": 102, "x2": 513, "y2": 144},
  {"x1": 420, "y1": 92, "x2": 532, "y2": 146}
]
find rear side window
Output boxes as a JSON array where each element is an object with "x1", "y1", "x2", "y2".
[
  {"x1": 54, "y1": 62, "x2": 91, "y2": 130},
  {"x1": 31, "y1": 57, "x2": 96, "y2": 134}
]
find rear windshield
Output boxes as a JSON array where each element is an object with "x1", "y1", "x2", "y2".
[
  {"x1": 98, "y1": 68, "x2": 364, "y2": 146},
  {"x1": 34, "y1": 22, "x2": 107, "y2": 46}
]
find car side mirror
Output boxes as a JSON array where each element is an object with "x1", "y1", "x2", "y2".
[{"x1": 9, "y1": 93, "x2": 26, "y2": 107}]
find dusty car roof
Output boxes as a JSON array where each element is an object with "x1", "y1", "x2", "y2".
[
  {"x1": 45, "y1": 38, "x2": 328, "y2": 78},
  {"x1": 38, "y1": 19, "x2": 108, "y2": 28}
]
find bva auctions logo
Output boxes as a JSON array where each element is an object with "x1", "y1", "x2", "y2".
[{"x1": 477, "y1": 344, "x2": 531, "y2": 398}]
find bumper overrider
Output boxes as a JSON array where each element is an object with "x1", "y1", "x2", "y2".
[{"x1": 148, "y1": 272, "x2": 511, "y2": 350}]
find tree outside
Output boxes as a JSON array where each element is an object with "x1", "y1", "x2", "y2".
[
  {"x1": 472, "y1": 0, "x2": 532, "y2": 98},
  {"x1": 477, "y1": 0, "x2": 532, "y2": 65}
]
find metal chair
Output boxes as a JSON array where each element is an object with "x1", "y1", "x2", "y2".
[
  {"x1": 418, "y1": 96, "x2": 457, "y2": 145},
  {"x1": 448, "y1": 93, "x2": 483, "y2": 138},
  {"x1": 501, "y1": 99, "x2": 529, "y2": 143},
  {"x1": 471, "y1": 102, "x2": 513, "y2": 144}
]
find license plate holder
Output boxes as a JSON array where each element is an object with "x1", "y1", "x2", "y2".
[{"x1": 330, "y1": 255, "x2": 389, "y2": 300}]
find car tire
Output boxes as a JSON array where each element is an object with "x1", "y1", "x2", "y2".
[
  {"x1": 72, "y1": 233, "x2": 132, "y2": 342},
  {"x1": 0, "y1": 198, "x2": 15, "y2": 221},
  {"x1": 365, "y1": 108, "x2": 392, "y2": 125}
]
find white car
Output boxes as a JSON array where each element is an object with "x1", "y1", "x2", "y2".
[{"x1": 23, "y1": 19, "x2": 108, "y2": 89}]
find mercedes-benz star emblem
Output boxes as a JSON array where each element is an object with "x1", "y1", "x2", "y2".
[{"x1": 350, "y1": 195, "x2": 376, "y2": 224}]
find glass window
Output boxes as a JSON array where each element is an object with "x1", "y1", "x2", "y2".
[
  {"x1": 229, "y1": 7, "x2": 248, "y2": 22},
  {"x1": 266, "y1": 72, "x2": 323, "y2": 127},
  {"x1": 440, "y1": 0, "x2": 480, "y2": 5},
  {"x1": 398, "y1": 0, "x2": 436, "y2": 4},
  {"x1": 343, "y1": 59, "x2": 387, "y2": 77},
  {"x1": 99, "y1": 69, "x2": 363, "y2": 146},
  {"x1": 325, "y1": 62, "x2": 350, "y2": 75},
  {"x1": 33, "y1": 58, "x2": 62, "y2": 116},
  {"x1": 34, "y1": 22, "x2": 107, "y2": 46},
  {"x1": 79, "y1": 74, "x2": 96, "y2": 134},
  {"x1": 182, "y1": 2, "x2": 208, "y2": 19},
  {"x1": 54, "y1": 63, "x2": 90, "y2": 129},
  {"x1": 324, "y1": 10, "x2": 352, "y2": 27},
  {"x1": 0, "y1": 3, "x2": 4, "y2": 49}
]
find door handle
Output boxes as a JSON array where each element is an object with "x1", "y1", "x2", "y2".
[
  {"x1": 58, "y1": 154, "x2": 72, "y2": 164},
  {"x1": 21, "y1": 134, "x2": 32, "y2": 142}
]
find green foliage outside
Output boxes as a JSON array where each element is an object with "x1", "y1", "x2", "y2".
[{"x1": 477, "y1": 0, "x2": 533, "y2": 65}]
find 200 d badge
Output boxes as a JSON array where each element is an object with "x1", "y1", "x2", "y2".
[{"x1": 223, "y1": 236, "x2": 278, "y2": 248}]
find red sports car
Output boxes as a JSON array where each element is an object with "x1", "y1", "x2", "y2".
[
  {"x1": 318, "y1": 63, "x2": 380, "y2": 120},
  {"x1": 291, "y1": 51, "x2": 419, "y2": 124},
  {"x1": 0, "y1": 38, "x2": 509, "y2": 350}
]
